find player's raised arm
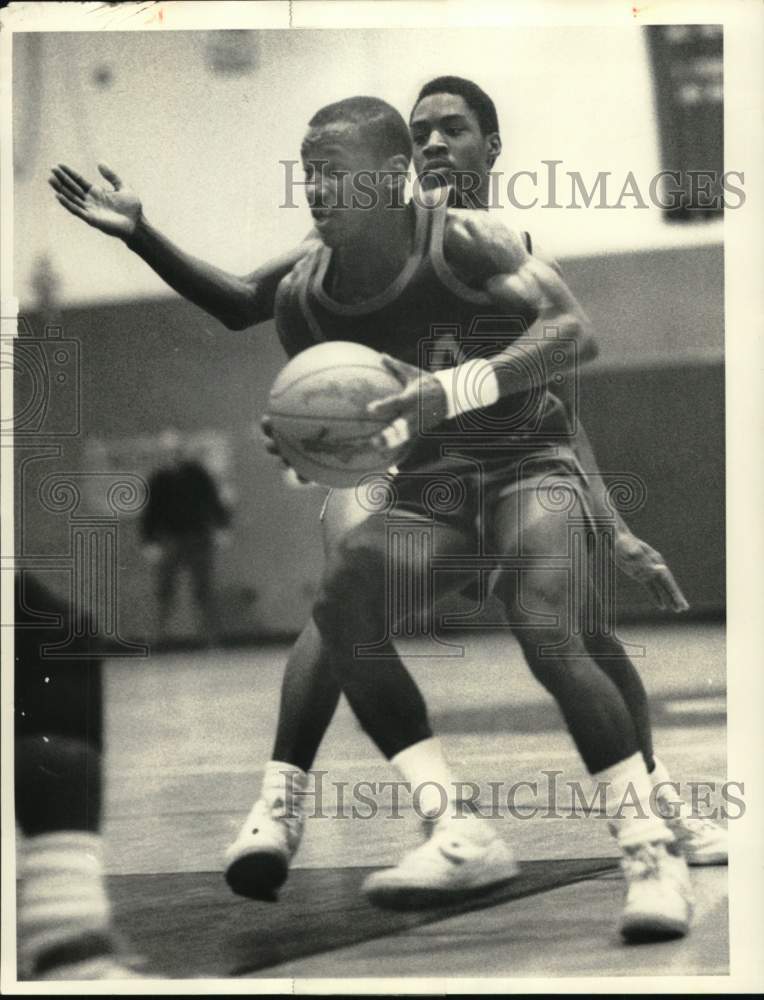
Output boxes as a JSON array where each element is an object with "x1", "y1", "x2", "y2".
[{"x1": 49, "y1": 162, "x2": 315, "y2": 331}]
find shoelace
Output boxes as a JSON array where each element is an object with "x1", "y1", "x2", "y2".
[
  {"x1": 677, "y1": 815, "x2": 720, "y2": 833},
  {"x1": 622, "y1": 841, "x2": 694, "y2": 911},
  {"x1": 263, "y1": 797, "x2": 303, "y2": 835},
  {"x1": 662, "y1": 806, "x2": 719, "y2": 834},
  {"x1": 622, "y1": 843, "x2": 663, "y2": 881}
]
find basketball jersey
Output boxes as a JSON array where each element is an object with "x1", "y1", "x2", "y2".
[{"x1": 274, "y1": 200, "x2": 571, "y2": 472}]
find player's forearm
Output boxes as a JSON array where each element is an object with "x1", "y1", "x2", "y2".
[
  {"x1": 484, "y1": 263, "x2": 597, "y2": 399},
  {"x1": 489, "y1": 317, "x2": 595, "y2": 400},
  {"x1": 432, "y1": 253, "x2": 597, "y2": 422},
  {"x1": 124, "y1": 216, "x2": 266, "y2": 330}
]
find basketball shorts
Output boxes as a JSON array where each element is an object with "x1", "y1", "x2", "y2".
[{"x1": 320, "y1": 443, "x2": 597, "y2": 542}]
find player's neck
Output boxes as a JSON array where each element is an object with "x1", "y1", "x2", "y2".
[
  {"x1": 449, "y1": 182, "x2": 490, "y2": 210},
  {"x1": 330, "y1": 204, "x2": 415, "y2": 302}
]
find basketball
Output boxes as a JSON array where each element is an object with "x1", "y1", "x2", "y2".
[{"x1": 266, "y1": 341, "x2": 410, "y2": 488}]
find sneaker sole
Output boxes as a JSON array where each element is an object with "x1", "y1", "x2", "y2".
[
  {"x1": 224, "y1": 850, "x2": 288, "y2": 902},
  {"x1": 364, "y1": 867, "x2": 519, "y2": 911},
  {"x1": 620, "y1": 913, "x2": 690, "y2": 944},
  {"x1": 685, "y1": 852, "x2": 727, "y2": 866}
]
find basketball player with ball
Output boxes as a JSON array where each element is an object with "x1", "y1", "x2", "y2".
[{"x1": 50, "y1": 80, "x2": 724, "y2": 943}]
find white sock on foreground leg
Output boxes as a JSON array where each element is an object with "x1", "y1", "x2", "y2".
[{"x1": 19, "y1": 832, "x2": 112, "y2": 974}]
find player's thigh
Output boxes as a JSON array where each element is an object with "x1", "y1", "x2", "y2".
[
  {"x1": 320, "y1": 486, "x2": 373, "y2": 556},
  {"x1": 489, "y1": 482, "x2": 588, "y2": 611},
  {"x1": 322, "y1": 507, "x2": 477, "y2": 604},
  {"x1": 490, "y1": 480, "x2": 578, "y2": 556}
]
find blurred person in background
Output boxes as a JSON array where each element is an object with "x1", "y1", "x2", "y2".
[{"x1": 141, "y1": 429, "x2": 231, "y2": 646}]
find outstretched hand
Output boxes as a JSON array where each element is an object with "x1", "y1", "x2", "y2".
[
  {"x1": 615, "y1": 532, "x2": 690, "y2": 613},
  {"x1": 49, "y1": 162, "x2": 142, "y2": 239}
]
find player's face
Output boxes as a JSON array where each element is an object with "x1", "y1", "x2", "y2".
[
  {"x1": 301, "y1": 127, "x2": 381, "y2": 247},
  {"x1": 410, "y1": 93, "x2": 498, "y2": 205}
]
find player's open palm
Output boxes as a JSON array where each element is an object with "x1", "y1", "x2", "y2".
[{"x1": 49, "y1": 163, "x2": 141, "y2": 239}]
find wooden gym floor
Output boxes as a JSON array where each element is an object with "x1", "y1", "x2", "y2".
[{"x1": 94, "y1": 622, "x2": 727, "y2": 984}]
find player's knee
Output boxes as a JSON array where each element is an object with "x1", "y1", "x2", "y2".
[
  {"x1": 494, "y1": 569, "x2": 570, "y2": 620},
  {"x1": 513, "y1": 620, "x2": 567, "y2": 658},
  {"x1": 312, "y1": 543, "x2": 385, "y2": 646},
  {"x1": 15, "y1": 734, "x2": 102, "y2": 836}
]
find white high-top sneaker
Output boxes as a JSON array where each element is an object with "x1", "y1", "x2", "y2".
[
  {"x1": 362, "y1": 814, "x2": 519, "y2": 909},
  {"x1": 224, "y1": 766, "x2": 308, "y2": 901},
  {"x1": 619, "y1": 839, "x2": 695, "y2": 943},
  {"x1": 655, "y1": 788, "x2": 728, "y2": 866}
]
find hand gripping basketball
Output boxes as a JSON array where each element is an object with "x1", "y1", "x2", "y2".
[
  {"x1": 368, "y1": 355, "x2": 449, "y2": 452},
  {"x1": 266, "y1": 342, "x2": 414, "y2": 487}
]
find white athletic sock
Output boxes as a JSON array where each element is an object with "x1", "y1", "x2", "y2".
[
  {"x1": 593, "y1": 752, "x2": 674, "y2": 850},
  {"x1": 260, "y1": 760, "x2": 310, "y2": 811},
  {"x1": 649, "y1": 756, "x2": 674, "y2": 789},
  {"x1": 649, "y1": 755, "x2": 689, "y2": 819},
  {"x1": 391, "y1": 738, "x2": 490, "y2": 837},
  {"x1": 391, "y1": 738, "x2": 455, "y2": 817},
  {"x1": 19, "y1": 832, "x2": 112, "y2": 966}
]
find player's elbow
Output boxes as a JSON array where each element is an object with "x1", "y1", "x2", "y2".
[
  {"x1": 563, "y1": 312, "x2": 597, "y2": 364},
  {"x1": 222, "y1": 281, "x2": 274, "y2": 331},
  {"x1": 221, "y1": 299, "x2": 266, "y2": 331},
  {"x1": 221, "y1": 311, "x2": 252, "y2": 331},
  {"x1": 578, "y1": 326, "x2": 598, "y2": 363}
]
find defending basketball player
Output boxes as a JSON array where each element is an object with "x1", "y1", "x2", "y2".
[{"x1": 49, "y1": 83, "x2": 725, "y2": 942}]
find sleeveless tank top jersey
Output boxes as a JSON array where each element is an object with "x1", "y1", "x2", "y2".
[{"x1": 274, "y1": 199, "x2": 573, "y2": 484}]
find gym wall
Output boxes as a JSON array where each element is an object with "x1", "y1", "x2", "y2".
[{"x1": 16, "y1": 241, "x2": 724, "y2": 641}]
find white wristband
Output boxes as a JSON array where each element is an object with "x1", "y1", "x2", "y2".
[{"x1": 433, "y1": 358, "x2": 501, "y2": 419}]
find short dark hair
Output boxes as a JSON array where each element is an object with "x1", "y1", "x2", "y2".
[
  {"x1": 305, "y1": 96, "x2": 412, "y2": 164},
  {"x1": 411, "y1": 76, "x2": 500, "y2": 137}
]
